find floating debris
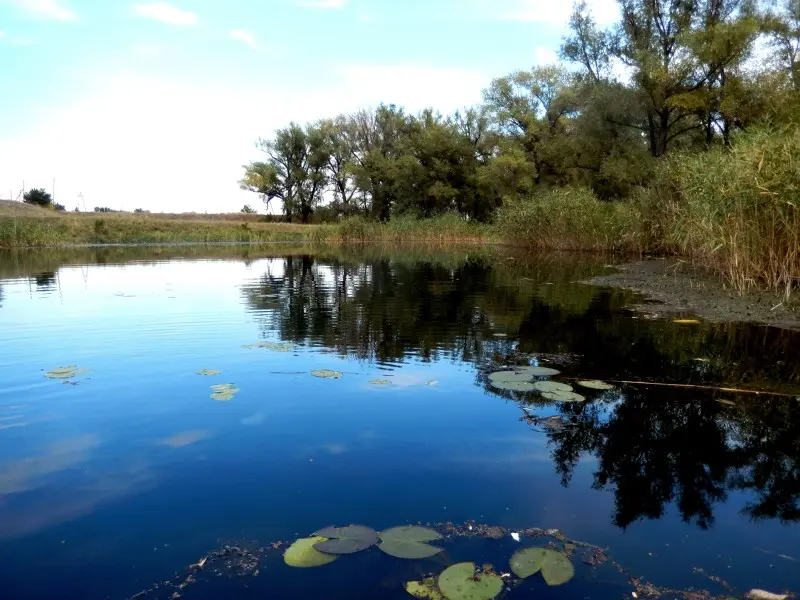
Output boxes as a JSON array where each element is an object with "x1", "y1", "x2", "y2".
[
  {"x1": 312, "y1": 525, "x2": 378, "y2": 554},
  {"x1": 311, "y1": 369, "x2": 343, "y2": 379},
  {"x1": 44, "y1": 366, "x2": 90, "y2": 380},
  {"x1": 210, "y1": 383, "x2": 239, "y2": 401},
  {"x1": 746, "y1": 590, "x2": 790, "y2": 600},
  {"x1": 284, "y1": 537, "x2": 338, "y2": 568},
  {"x1": 196, "y1": 369, "x2": 221, "y2": 376}
]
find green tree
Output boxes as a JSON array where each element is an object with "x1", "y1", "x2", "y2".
[
  {"x1": 23, "y1": 188, "x2": 52, "y2": 207},
  {"x1": 241, "y1": 204, "x2": 256, "y2": 214}
]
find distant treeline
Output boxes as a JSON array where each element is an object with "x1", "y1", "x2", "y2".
[{"x1": 240, "y1": 0, "x2": 800, "y2": 225}]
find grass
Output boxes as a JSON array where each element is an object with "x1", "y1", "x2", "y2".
[{"x1": 493, "y1": 187, "x2": 646, "y2": 253}]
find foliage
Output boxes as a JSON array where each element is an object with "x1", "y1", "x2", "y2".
[
  {"x1": 23, "y1": 188, "x2": 52, "y2": 207},
  {"x1": 240, "y1": 204, "x2": 256, "y2": 214}
]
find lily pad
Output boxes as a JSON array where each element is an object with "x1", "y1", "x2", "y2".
[
  {"x1": 311, "y1": 525, "x2": 378, "y2": 554},
  {"x1": 378, "y1": 526, "x2": 444, "y2": 559},
  {"x1": 45, "y1": 366, "x2": 89, "y2": 379},
  {"x1": 515, "y1": 365, "x2": 561, "y2": 377},
  {"x1": 283, "y1": 536, "x2": 339, "y2": 568},
  {"x1": 210, "y1": 383, "x2": 239, "y2": 401},
  {"x1": 488, "y1": 371, "x2": 533, "y2": 384},
  {"x1": 576, "y1": 380, "x2": 614, "y2": 390},
  {"x1": 406, "y1": 578, "x2": 444, "y2": 600},
  {"x1": 243, "y1": 341, "x2": 294, "y2": 351},
  {"x1": 311, "y1": 369, "x2": 343, "y2": 379},
  {"x1": 510, "y1": 547, "x2": 547, "y2": 578},
  {"x1": 542, "y1": 390, "x2": 585, "y2": 403},
  {"x1": 370, "y1": 379, "x2": 391, "y2": 385},
  {"x1": 196, "y1": 369, "x2": 221, "y2": 376},
  {"x1": 532, "y1": 381, "x2": 573, "y2": 393},
  {"x1": 438, "y1": 562, "x2": 503, "y2": 600},
  {"x1": 510, "y1": 547, "x2": 574, "y2": 585}
]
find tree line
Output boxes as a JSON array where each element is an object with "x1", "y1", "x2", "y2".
[{"x1": 240, "y1": 0, "x2": 800, "y2": 223}]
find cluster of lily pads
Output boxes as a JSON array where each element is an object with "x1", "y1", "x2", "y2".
[
  {"x1": 488, "y1": 365, "x2": 614, "y2": 402},
  {"x1": 282, "y1": 524, "x2": 576, "y2": 600}
]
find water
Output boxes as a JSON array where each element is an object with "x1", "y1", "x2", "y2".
[{"x1": 0, "y1": 245, "x2": 798, "y2": 600}]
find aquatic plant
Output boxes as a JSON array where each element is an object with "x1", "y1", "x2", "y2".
[
  {"x1": 44, "y1": 366, "x2": 89, "y2": 379},
  {"x1": 541, "y1": 390, "x2": 585, "y2": 403},
  {"x1": 210, "y1": 383, "x2": 240, "y2": 401},
  {"x1": 377, "y1": 526, "x2": 444, "y2": 559},
  {"x1": 576, "y1": 380, "x2": 614, "y2": 390},
  {"x1": 406, "y1": 578, "x2": 444, "y2": 599},
  {"x1": 531, "y1": 381, "x2": 573, "y2": 393},
  {"x1": 283, "y1": 536, "x2": 338, "y2": 567},
  {"x1": 509, "y1": 547, "x2": 575, "y2": 585},
  {"x1": 311, "y1": 369, "x2": 343, "y2": 379},
  {"x1": 311, "y1": 525, "x2": 378, "y2": 554},
  {"x1": 438, "y1": 562, "x2": 503, "y2": 600},
  {"x1": 196, "y1": 369, "x2": 221, "y2": 376},
  {"x1": 370, "y1": 379, "x2": 391, "y2": 385}
]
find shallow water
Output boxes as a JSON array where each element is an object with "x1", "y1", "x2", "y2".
[{"x1": 0, "y1": 245, "x2": 798, "y2": 600}]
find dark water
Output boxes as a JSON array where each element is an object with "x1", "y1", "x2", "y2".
[{"x1": 0, "y1": 245, "x2": 798, "y2": 600}]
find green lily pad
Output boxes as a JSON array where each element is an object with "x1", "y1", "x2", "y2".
[
  {"x1": 196, "y1": 369, "x2": 221, "y2": 376},
  {"x1": 438, "y1": 562, "x2": 502, "y2": 600},
  {"x1": 406, "y1": 578, "x2": 445, "y2": 599},
  {"x1": 514, "y1": 365, "x2": 561, "y2": 377},
  {"x1": 532, "y1": 381, "x2": 573, "y2": 393},
  {"x1": 311, "y1": 369, "x2": 343, "y2": 379},
  {"x1": 510, "y1": 547, "x2": 574, "y2": 585},
  {"x1": 370, "y1": 379, "x2": 391, "y2": 385},
  {"x1": 243, "y1": 341, "x2": 293, "y2": 351},
  {"x1": 210, "y1": 383, "x2": 239, "y2": 401},
  {"x1": 283, "y1": 536, "x2": 339, "y2": 568},
  {"x1": 488, "y1": 370, "x2": 533, "y2": 384},
  {"x1": 541, "y1": 390, "x2": 585, "y2": 403},
  {"x1": 378, "y1": 525, "x2": 444, "y2": 559},
  {"x1": 576, "y1": 380, "x2": 615, "y2": 390},
  {"x1": 311, "y1": 525, "x2": 378, "y2": 554},
  {"x1": 510, "y1": 547, "x2": 547, "y2": 578},
  {"x1": 45, "y1": 366, "x2": 90, "y2": 379}
]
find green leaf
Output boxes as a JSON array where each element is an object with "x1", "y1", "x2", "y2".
[
  {"x1": 45, "y1": 366, "x2": 90, "y2": 379},
  {"x1": 509, "y1": 547, "x2": 547, "y2": 578},
  {"x1": 210, "y1": 383, "x2": 239, "y2": 401},
  {"x1": 438, "y1": 562, "x2": 503, "y2": 600},
  {"x1": 378, "y1": 526, "x2": 443, "y2": 559},
  {"x1": 311, "y1": 369, "x2": 343, "y2": 379},
  {"x1": 541, "y1": 550, "x2": 575, "y2": 585},
  {"x1": 532, "y1": 381, "x2": 573, "y2": 393},
  {"x1": 196, "y1": 369, "x2": 221, "y2": 376},
  {"x1": 515, "y1": 365, "x2": 561, "y2": 377},
  {"x1": 576, "y1": 380, "x2": 615, "y2": 390},
  {"x1": 541, "y1": 390, "x2": 585, "y2": 402},
  {"x1": 311, "y1": 525, "x2": 378, "y2": 554},
  {"x1": 283, "y1": 536, "x2": 339, "y2": 568}
]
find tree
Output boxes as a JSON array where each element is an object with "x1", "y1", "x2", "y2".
[
  {"x1": 23, "y1": 188, "x2": 52, "y2": 207},
  {"x1": 241, "y1": 204, "x2": 256, "y2": 214}
]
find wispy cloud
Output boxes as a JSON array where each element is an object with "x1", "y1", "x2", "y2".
[
  {"x1": 297, "y1": 0, "x2": 347, "y2": 8},
  {"x1": 474, "y1": 0, "x2": 619, "y2": 27},
  {"x1": 133, "y1": 2, "x2": 199, "y2": 26},
  {"x1": 229, "y1": 29, "x2": 256, "y2": 49},
  {"x1": 132, "y1": 42, "x2": 162, "y2": 59},
  {"x1": 10, "y1": 0, "x2": 78, "y2": 21}
]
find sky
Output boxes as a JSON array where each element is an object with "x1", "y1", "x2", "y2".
[{"x1": 0, "y1": 0, "x2": 620, "y2": 213}]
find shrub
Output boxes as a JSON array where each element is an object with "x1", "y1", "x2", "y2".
[{"x1": 23, "y1": 188, "x2": 52, "y2": 207}]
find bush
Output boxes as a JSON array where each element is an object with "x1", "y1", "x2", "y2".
[
  {"x1": 495, "y1": 186, "x2": 645, "y2": 252},
  {"x1": 23, "y1": 188, "x2": 52, "y2": 207},
  {"x1": 657, "y1": 125, "x2": 800, "y2": 298}
]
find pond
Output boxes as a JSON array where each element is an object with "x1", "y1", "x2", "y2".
[{"x1": 0, "y1": 244, "x2": 798, "y2": 600}]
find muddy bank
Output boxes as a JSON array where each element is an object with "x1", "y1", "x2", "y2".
[{"x1": 584, "y1": 258, "x2": 800, "y2": 330}]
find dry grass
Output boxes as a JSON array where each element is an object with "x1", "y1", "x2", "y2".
[{"x1": 0, "y1": 200, "x2": 61, "y2": 218}]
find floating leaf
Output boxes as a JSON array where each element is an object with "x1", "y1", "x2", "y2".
[
  {"x1": 370, "y1": 379, "x2": 391, "y2": 385},
  {"x1": 510, "y1": 547, "x2": 547, "y2": 578},
  {"x1": 196, "y1": 369, "x2": 221, "y2": 376},
  {"x1": 510, "y1": 548, "x2": 574, "y2": 585},
  {"x1": 283, "y1": 536, "x2": 339, "y2": 568},
  {"x1": 45, "y1": 366, "x2": 90, "y2": 380},
  {"x1": 243, "y1": 341, "x2": 293, "y2": 352},
  {"x1": 311, "y1": 525, "x2": 378, "y2": 554},
  {"x1": 210, "y1": 383, "x2": 239, "y2": 402},
  {"x1": 406, "y1": 578, "x2": 444, "y2": 600},
  {"x1": 673, "y1": 319, "x2": 701, "y2": 325},
  {"x1": 576, "y1": 380, "x2": 614, "y2": 390},
  {"x1": 311, "y1": 369, "x2": 343, "y2": 379},
  {"x1": 541, "y1": 550, "x2": 575, "y2": 585},
  {"x1": 378, "y1": 526, "x2": 443, "y2": 559},
  {"x1": 438, "y1": 562, "x2": 503, "y2": 600},
  {"x1": 489, "y1": 371, "x2": 534, "y2": 384},
  {"x1": 542, "y1": 390, "x2": 585, "y2": 403},
  {"x1": 532, "y1": 381, "x2": 573, "y2": 393},
  {"x1": 514, "y1": 365, "x2": 561, "y2": 377}
]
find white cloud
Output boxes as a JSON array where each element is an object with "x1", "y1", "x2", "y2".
[
  {"x1": 472, "y1": 0, "x2": 619, "y2": 27},
  {"x1": 10, "y1": 0, "x2": 78, "y2": 21},
  {"x1": 133, "y1": 2, "x2": 199, "y2": 26},
  {"x1": 533, "y1": 46, "x2": 558, "y2": 65},
  {"x1": 0, "y1": 63, "x2": 486, "y2": 214},
  {"x1": 358, "y1": 13, "x2": 375, "y2": 23},
  {"x1": 297, "y1": 0, "x2": 347, "y2": 8},
  {"x1": 131, "y1": 42, "x2": 162, "y2": 58},
  {"x1": 229, "y1": 29, "x2": 256, "y2": 49}
]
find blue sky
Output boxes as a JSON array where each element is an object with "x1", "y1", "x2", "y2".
[{"x1": 0, "y1": 0, "x2": 618, "y2": 213}]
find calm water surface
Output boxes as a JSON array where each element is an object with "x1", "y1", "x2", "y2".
[{"x1": 0, "y1": 245, "x2": 798, "y2": 600}]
